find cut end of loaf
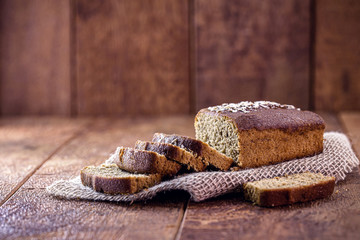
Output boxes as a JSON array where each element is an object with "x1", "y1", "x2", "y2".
[{"x1": 195, "y1": 112, "x2": 239, "y2": 162}]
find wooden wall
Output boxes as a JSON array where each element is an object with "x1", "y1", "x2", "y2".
[
  {"x1": 0, "y1": 0, "x2": 71, "y2": 115},
  {"x1": 195, "y1": 0, "x2": 310, "y2": 110},
  {"x1": 314, "y1": 0, "x2": 360, "y2": 111},
  {"x1": 0, "y1": 0, "x2": 359, "y2": 116}
]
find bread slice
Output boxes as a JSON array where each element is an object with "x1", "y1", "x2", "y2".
[
  {"x1": 81, "y1": 164, "x2": 162, "y2": 194},
  {"x1": 195, "y1": 101, "x2": 325, "y2": 168},
  {"x1": 115, "y1": 147, "x2": 181, "y2": 176},
  {"x1": 152, "y1": 133, "x2": 233, "y2": 171},
  {"x1": 134, "y1": 140, "x2": 206, "y2": 172},
  {"x1": 243, "y1": 172, "x2": 335, "y2": 207}
]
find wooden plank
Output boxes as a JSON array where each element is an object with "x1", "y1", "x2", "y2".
[
  {"x1": 339, "y1": 112, "x2": 360, "y2": 157},
  {"x1": 0, "y1": 116, "x2": 195, "y2": 239},
  {"x1": 0, "y1": 0, "x2": 71, "y2": 115},
  {"x1": 194, "y1": 0, "x2": 310, "y2": 110},
  {"x1": 314, "y1": 0, "x2": 360, "y2": 111},
  {"x1": 0, "y1": 118, "x2": 86, "y2": 204},
  {"x1": 178, "y1": 113, "x2": 360, "y2": 239},
  {"x1": 75, "y1": 0, "x2": 190, "y2": 116},
  {"x1": 179, "y1": 170, "x2": 360, "y2": 240}
]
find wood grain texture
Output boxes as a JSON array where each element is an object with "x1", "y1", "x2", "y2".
[
  {"x1": 340, "y1": 112, "x2": 360, "y2": 157},
  {"x1": 315, "y1": 0, "x2": 360, "y2": 111},
  {"x1": 0, "y1": 116, "x2": 195, "y2": 239},
  {"x1": 195, "y1": 0, "x2": 310, "y2": 110},
  {"x1": 0, "y1": 113, "x2": 359, "y2": 239},
  {"x1": 178, "y1": 113, "x2": 360, "y2": 240},
  {"x1": 0, "y1": 118, "x2": 86, "y2": 204},
  {"x1": 75, "y1": 0, "x2": 190, "y2": 116},
  {"x1": 0, "y1": 0, "x2": 71, "y2": 115},
  {"x1": 178, "y1": 170, "x2": 360, "y2": 240},
  {"x1": 0, "y1": 187, "x2": 188, "y2": 240}
]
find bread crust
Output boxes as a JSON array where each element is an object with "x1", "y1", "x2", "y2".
[
  {"x1": 152, "y1": 133, "x2": 233, "y2": 171},
  {"x1": 198, "y1": 108, "x2": 325, "y2": 132},
  {"x1": 134, "y1": 141, "x2": 206, "y2": 171},
  {"x1": 80, "y1": 165, "x2": 162, "y2": 194},
  {"x1": 116, "y1": 147, "x2": 181, "y2": 176}
]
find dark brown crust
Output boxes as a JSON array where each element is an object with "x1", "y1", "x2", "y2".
[
  {"x1": 115, "y1": 147, "x2": 181, "y2": 176},
  {"x1": 80, "y1": 166, "x2": 162, "y2": 194},
  {"x1": 152, "y1": 133, "x2": 203, "y2": 157},
  {"x1": 198, "y1": 108, "x2": 325, "y2": 132},
  {"x1": 152, "y1": 133, "x2": 233, "y2": 171},
  {"x1": 245, "y1": 177, "x2": 335, "y2": 207},
  {"x1": 134, "y1": 141, "x2": 206, "y2": 171}
]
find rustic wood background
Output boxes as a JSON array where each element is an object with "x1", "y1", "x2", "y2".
[{"x1": 0, "y1": 0, "x2": 359, "y2": 116}]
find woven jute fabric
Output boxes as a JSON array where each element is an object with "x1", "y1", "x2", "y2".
[{"x1": 46, "y1": 132, "x2": 359, "y2": 202}]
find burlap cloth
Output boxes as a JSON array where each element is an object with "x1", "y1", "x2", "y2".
[{"x1": 47, "y1": 132, "x2": 359, "y2": 202}]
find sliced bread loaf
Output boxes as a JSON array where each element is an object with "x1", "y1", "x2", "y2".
[
  {"x1": 152, "y1": 133, "x2": 233, "y2": 171},
  {"x1": 81, "y1": 164, "x2": 161, "y2": 194},
  {"x1": 115, "y1": 147, "x2": 181, "y2": 176},
  {"x1": 243, "y1": 172, "x2": 335, "y2": 207},
  {"x1": 134, "y1": 140, "x2": 206, "y2": 172},
  {"x1": 195, "y1": 101, "x2": 325, "y2": 168}
]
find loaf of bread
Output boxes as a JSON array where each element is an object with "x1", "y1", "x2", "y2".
[
  {"x1": 195, "y1": 101, "x2": 325, "y2": 168},
  {"x1": 243, "y1": 172, "x2": 335, "y2": 207},
  {"x1": 134, "y1": 140, "x2": 206, "y2": 171},
  {"x1": 115, "y1": 147, "x2": 181, "y2": 176},
  {"x1": 81, "y1": 164, "x2": 162, "y2": 194},
  {"x1": 152, "y1": 133, "x2": 233, "y2": 171}
]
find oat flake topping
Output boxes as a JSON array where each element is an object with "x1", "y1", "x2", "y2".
[{"x1": 207, "y1": 101, "x2": 300, "y2": 113}]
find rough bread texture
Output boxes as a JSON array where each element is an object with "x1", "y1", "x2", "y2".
[
  {"x1": 81, "y1": 164, "x2": 161, "y2": 194},
  {"x1": 152, "y1": 133, "x2": 233, "y2": 171},
  {"x1": 195, "y1": 101, "x2": 325, "y2": 168},
  {"x1": 115, "y1": 147, "x2": 181, "y2": 176},
  {"x1": 134, "y1": 141, "x2": 206, "y2": 172},
  {"x1": 243, "y1": 172, "x2": 335, "y2": 207}
]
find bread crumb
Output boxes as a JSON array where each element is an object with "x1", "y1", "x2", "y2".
[
  {"x1": 335, "y1": 190, "x2": 339, "y2": 194},
  {"x1": 231, "y1": 166, "x2": 241, "y2": 171}
]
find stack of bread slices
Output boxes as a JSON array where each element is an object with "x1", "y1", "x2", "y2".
[
  {"x1": 81, "y1": 101, "x2": 336, "y2": 206},
  {"x1": 81, "y1": 133, "x2": 234, "y2": 195}
]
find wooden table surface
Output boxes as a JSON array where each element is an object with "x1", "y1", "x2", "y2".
[{"x1": 0, "y1": 112, "x2": 359, "y2": 240}]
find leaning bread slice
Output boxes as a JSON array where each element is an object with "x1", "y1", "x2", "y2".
[
  {"x1": 115, "y1": 147, "x2": 181, "y2": 176},
  {"x1": 134, "y1": 140, "x2": 206, "y2": 172},
  {"x1": 243, "y1": 172, "x2": 335, "y2": 207},
  {"x1": 81, "y1": 164, "x2": 161, "y2": 194},
  {"x1": 152, "y1": 133, "x2": 233, "y2": 171}
]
